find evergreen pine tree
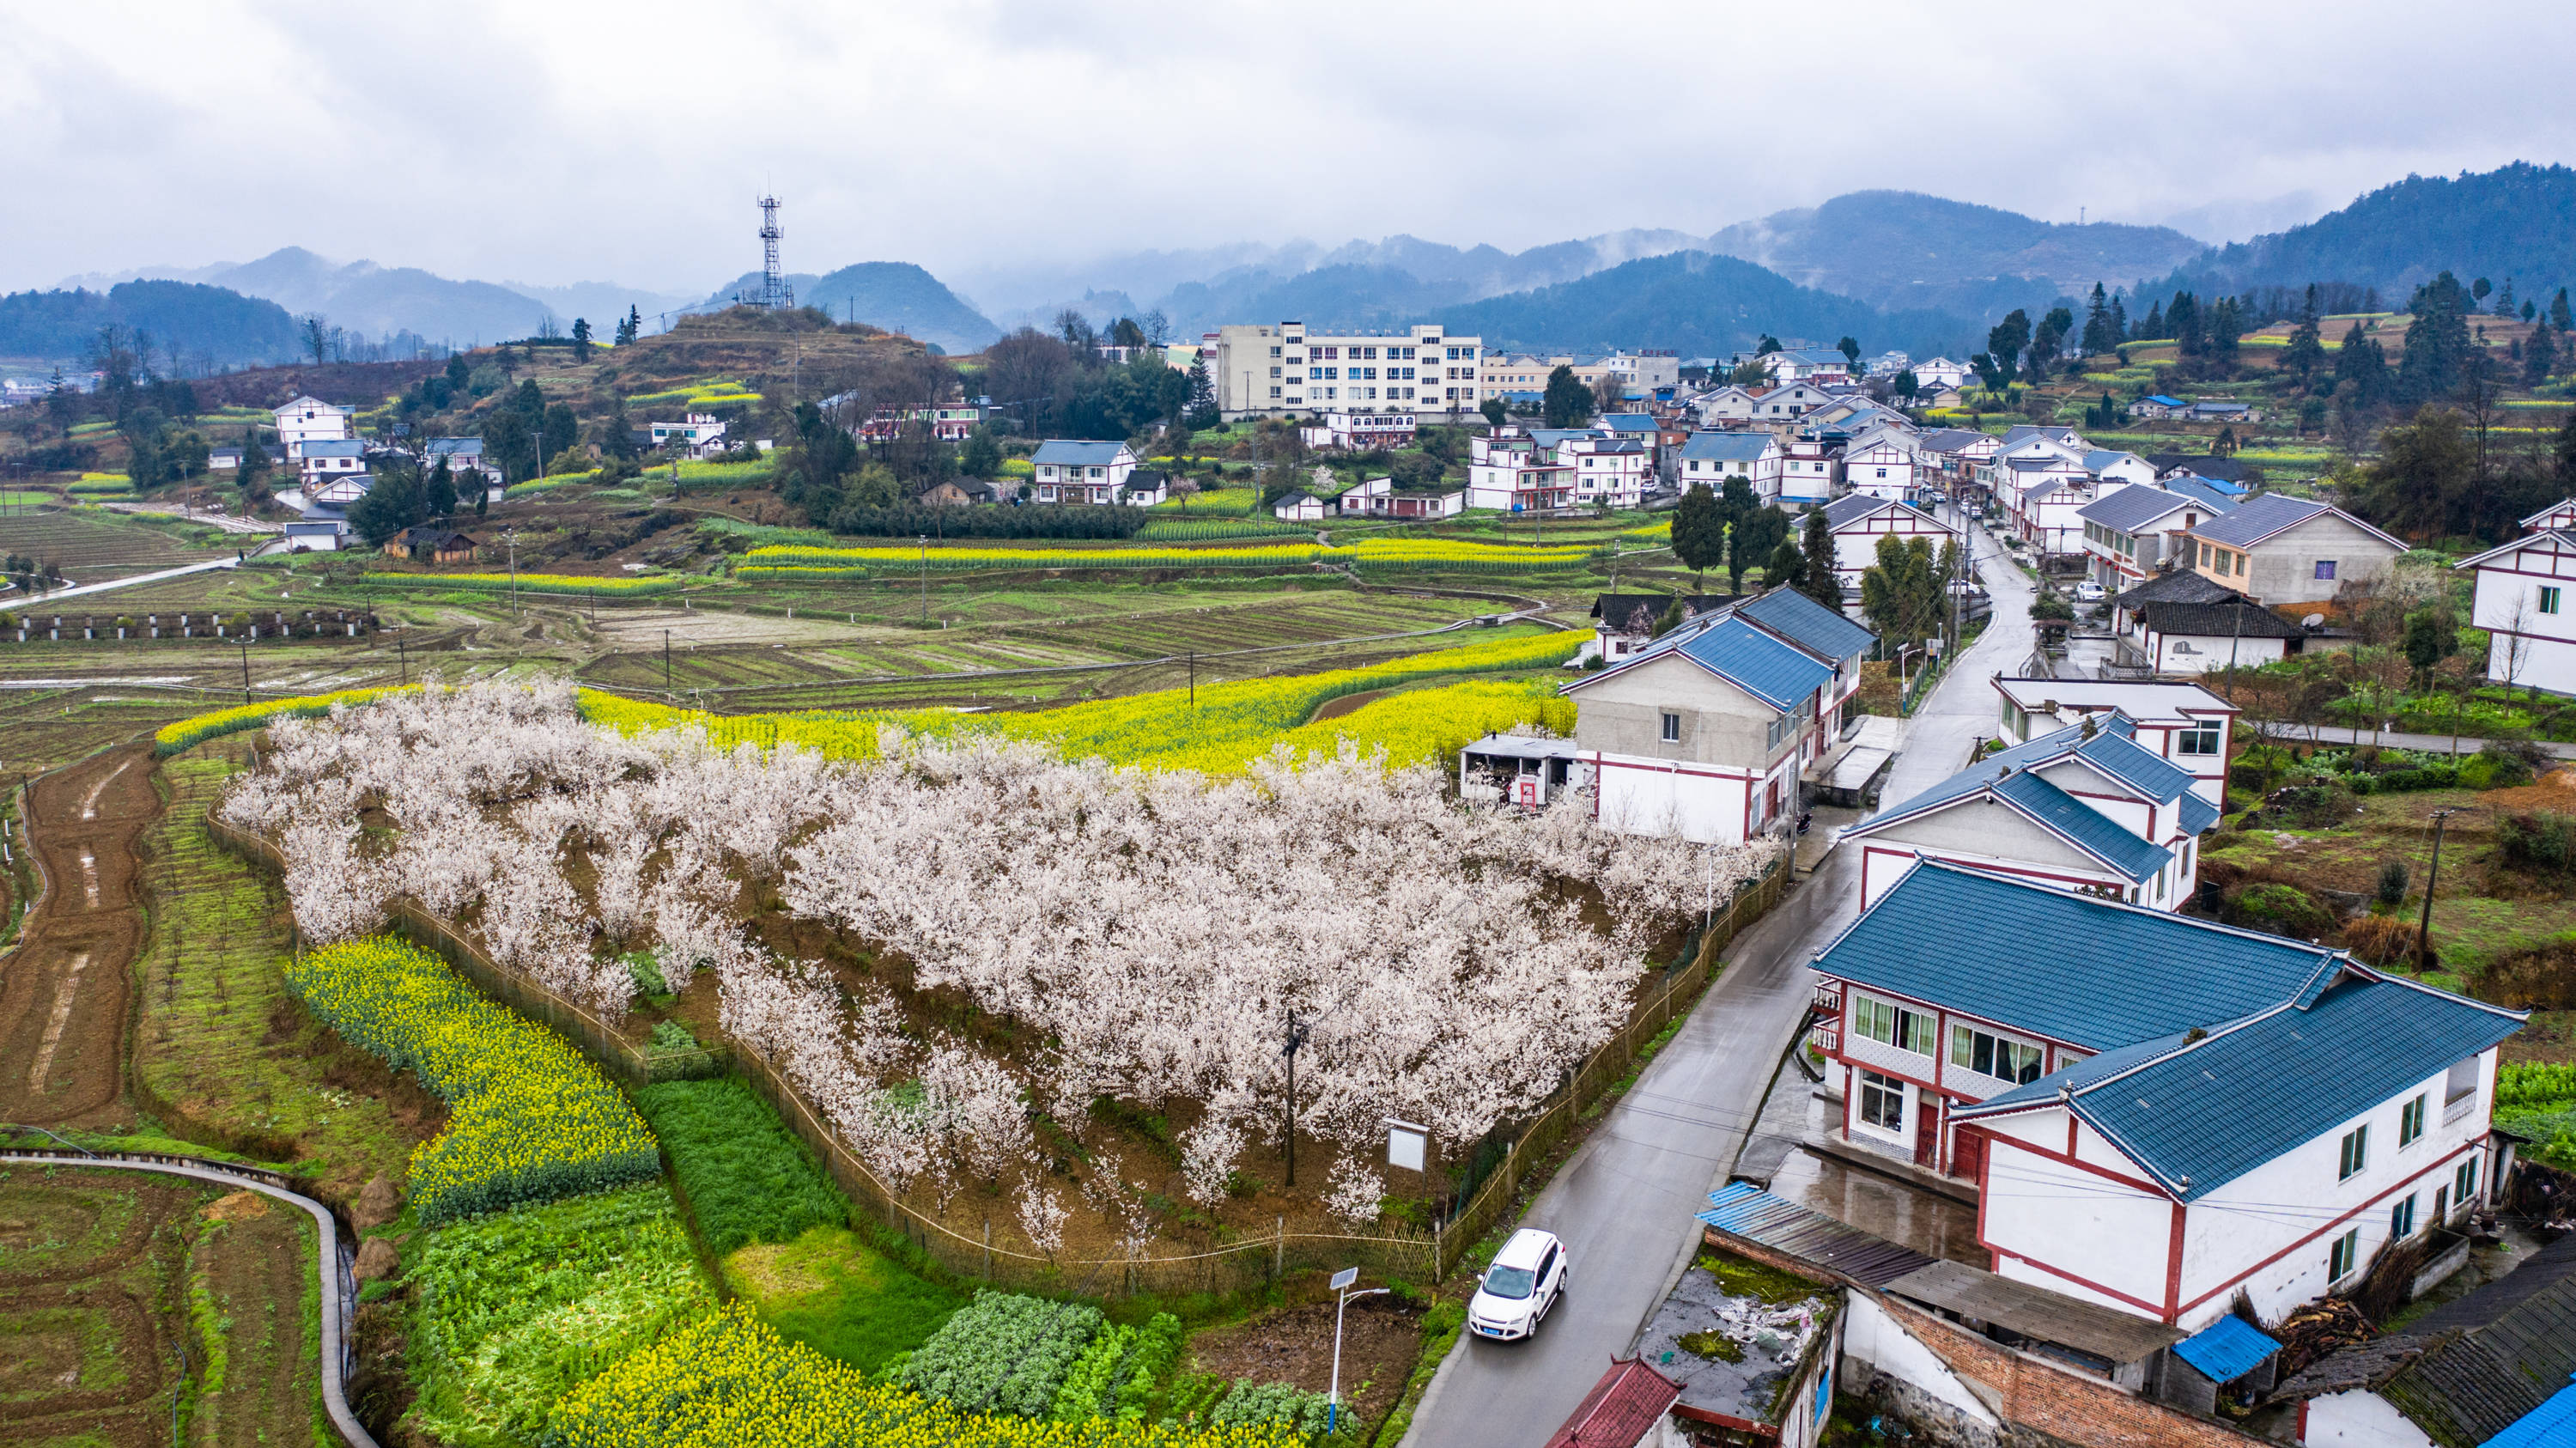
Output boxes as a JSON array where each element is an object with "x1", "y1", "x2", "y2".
[
  {"x1": 2555, "y1": 289, "x2": 2574, "y2": 332},
  {"x1": 2140, "y1": 300, "x2": 2165, "y2": 339},
  {"x1": 2108, "y1": 294, "x2": 2129, "y2": 344},
  {"x1": 2281, "y1": 288, "x2": 2325, "y2": 385},
  {"x1": 2081, "y1": 283, "x2": 2112, "y2": 356},
  {"x1": 2529, "y1": 323, "x2": 2561, "y2": 388},
  {"x1": 1670, "y1": 482, "x2": 1725, "y2": 590},
  {"x1": 1798, "y1": 508, "x2": 1842, "y2": 610}
]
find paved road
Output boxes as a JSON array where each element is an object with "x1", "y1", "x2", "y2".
[
  {"x1": 1877, "y1": 519, "x2": 2036, "y2": 806},
  {"x1": 1402, "y1": 847, "x2": 1863, "y2": 1448},
  {"x1": 17, "y1": 557, "x2": 239, "y2": 605},
  {"x1": 2263, "y1": 724, "x2": 2576, "y2": 760},
  {"x1": 1403, "y1": 516, "x2": 2038, "y2": 1448}
]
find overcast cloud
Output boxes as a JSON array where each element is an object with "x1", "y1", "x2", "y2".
[{"x1": 3, "y1": 0, "x2": 2571, "y2": 298}]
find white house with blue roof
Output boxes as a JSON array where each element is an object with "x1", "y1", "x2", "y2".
[
  {"x1": 1813, "y1": 861, "x2": 2524, "y2": 1331},
  {"x1": 1677, "y1": 431, "x2": 1784, "y2": 500},
  {"x1": 2077, "y1": 478, "x2": 2236, "y2": 592},
  {"x1": 1837, "y1": 712, "x2": 2216, "y2": 910},
  {"x1": 1564, "y1": 587, "x2": 1875, "y2": 843},
  {"x1": 1030, "y1": 440, "x2": 1138, "y2": 503}
]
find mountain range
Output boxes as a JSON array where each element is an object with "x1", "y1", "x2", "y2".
[{"x1": 10, "y1": 163, "x2": 2571, "y2": 373}]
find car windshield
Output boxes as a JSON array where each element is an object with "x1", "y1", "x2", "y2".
[{"x1": 1482, "y1": 1265, "x2": 1538, "y2": 1300}]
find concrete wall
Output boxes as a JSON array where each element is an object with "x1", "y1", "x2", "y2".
[
  {"x1": 1592, "y1": 756, "x2": 1757, "y2": 845},
  {"x1": 2302, "y1": 1390, "x2": 2439, "y2": 1448},
  {"x1": 1851, "y1": 800, "x2": 2111, "y2": 906},
  {"x1": 1572, "y1": 652, "x2": 1793, "y2": 770},
  {"x1": 2201, "y1": 514, "x2": 2398, "y2": 605},
  {"x1": 1979, "y1": 1109, "x2": 2179, "y2": 1317},
  {"x1": 2470, "y1": 547, "x2": 2576, "y2": 696}
]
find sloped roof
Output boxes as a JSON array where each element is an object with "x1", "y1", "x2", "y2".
[
  {"x1": 2077, "y1": 485, "x2": 2200, "y2": 532},
  {"x1": 1030, "y1": 440, "x2": 1131, "y2": 465},
  {"x1": 1961, "y1": 972, "x2": 2524, "y2": 1202},
  {"x1": 1738, "y1": 585, "x2": 1877, "y2": 660},
  {"x1": 1542, "y1": 1359, "x2": 1684, "y2": 1448},
  {"x1": 2112, "y1": 569, "x2": 2241, "y2": 611},
  {"x1": 2453, "y1": 528, "x2": 2576, "y2": 572},
  {"x1": 1844, "y1": 719, "x2": 2180, "y2": 884},
  {"x1": 1814, "y1": 860, "x2": 2345, "y2": 1052},
  {"x1": 2172, "y1": 1315, "x2": 2282, "y2": 1384},
  {"x1": 2158, "y1": 474, "x2": 2240, "y2": 513},
  {"x1": 1824, "y1": 494, "x2": 1892, "y2": 527},
  {"x1": 2001, "y1": 424, "x2": 2080, "y2": 447},
  {"x1": 1680, "y1": 431, "x2": 1777, "y2": 462},
  {"x1": 1570, "y1": 613, "x2": 1833, "y2": 710},
  {"x1": 424, "y1": 436, "x2": 483, "y2": 456},
  {"x1": 1917, "y1": 428, "x2": 1996, "y2": 453},
  {"x1": 2518, "y1": 497, "x2": 2576, "y2": 527},
  {"x1": 2142, "y1": 598, "x2": 2306, "y2": 639},
  {"x1": 1598, "y1": 413, "x2": 1659, "y2": 433},
  {"x1": 1698, "y1": 1183, "x2": 1930, "y2": 1287},
  {"x1": 1591, "y1": 593, "x2": 1728, "y2": 633},
  {"x1": 2083, "y1": 449, "x2": 2146, "y2": 473},
  {"x1": 2281, "y1": 1232, "x2": 2576, "y2": 1409},
  {"x1": 301, "y1": 439, "x2": 367, "y2": 458},
  {"x1": 2188, "y1": 492, "x2": 2406, "y2": 553}
]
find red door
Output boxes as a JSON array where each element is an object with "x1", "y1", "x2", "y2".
[
  {"x1": 1914, "y1": 1094, "x2": 1941, "y2": 1169},
  {"x1": 1952, "y1": 1126, "x2": 1984, "y2": 1183}
]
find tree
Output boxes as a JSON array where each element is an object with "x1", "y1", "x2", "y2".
[
  {"x1": 1479, "y1": 397, "x2": 1508, "y2": 428},
  {"x1": 2333, "y1": 321, "x2": 2392, "y2": 408},
  {"x1": 2527, "y1": 323, "x2": 2560, "y2": 388},
  {"x1": 1755, "y1": 335, "x2": 1783, "y2": 355},
  {"x1": 1836, "y1": 337, "x2": 1861, "y2": 368},
  {"x1": 617, "y1": 306, "x2": 641, "y2": 345},
  {"x1": 1541, "y1": 365, "x2": 1594, "y2": 429},
  {"x1": 2356, "y1": 407, "x2": 2476, "y2": 538},
  {"x1": 2080, "y1": 283, "x2": 2115, "y2": 356},
  {"x1": 1714, "y1": 476, "x2": 1763, "y2": 592},
  {"x1": 422, "y1": 456, "x2": 457, "y2": 517},
  {"x1": 1976, "y1": 310, "x2": 2030, "y2": 391},
  {"x1": 1183, "y1": 357, "x2": 1218, "y2": 429},
  {"x1": 1054, "y1": 307, "x2": 1097, "y2": 354},
  {"x1": 1894, "y1": 370, "x2": 1919, "y2": 403},
  {"x1": 483, "y1": 409, "x2": 535, "y2": 484},
  {"x1": 1797, "y1": 507, "x2": 1841, "y2": 609},
  {"x1": 2403, "y1": 607, "x2": 2453, "y2": 688},
  {"x1": 571, "y1": 317, "x2": 592, "y2": 352},
  {"x1": 2026, "y1": 306, "x2": 2074, "y2": 380},
  {"x1": 2399, "y1": 271, "x2": 2475, "y2": 403},
  {"x1": 1590, "y1": 372, "x2": 1625, "y2": 416},
  {"x1": 301, "y1": 313, "x2": 333, "y2": 365},
  {"x1": 959, "y1": 425, "x2": 1002, "y2": 478},
  {"x1": 2555, "y1": 289, "x2": 2574, "y2": 332},
  {"x1": 349, "y1": 457, "x2": 426, "y2": 545},
  {"x1": 1765, "y1": 538, "x2": 1807, "y2": 594},
  {"x1": 445, "y1": 351, "x2": 471, "y2": 393},
  {"x1": 1670, "y1": 482, "x2": 1725, "y2": 588},
  {"x1": 1860, "y1": 535, "x2": 1941, "y2": 649},
  {"x1": 1732, "y1": 495, "x2": 1789, "y2": 590},
  {"x1": 2281, "y1": 287, "x2": 2325, "y2": 385}
]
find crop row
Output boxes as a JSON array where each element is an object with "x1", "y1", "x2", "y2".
[
  {"x1": 902, "y1": 1291, "x2": 1106, "y2": 1417},
  {"x1": 552, "y1": 1304, "x2": 1307, "y2": 1448},
  {"x1": 283, "y1": 936, "x2": 663, "y2": 1220},
  {"x1": 155, "y1": 685, "x2": 411, "y2": 756},
  {"x1": 380, "y1": 571, "x2": 686, "y2": 597}
]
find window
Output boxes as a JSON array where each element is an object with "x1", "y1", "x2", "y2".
[
  {"x1": 1859, "y1": 1069, "x2": 1906, "y2": 1131},
  {"x1": 2456, "y1": 1157, "x2": 2478, "y2": 1204},
  {"x1": 2445, "y1": 1057, "x2": 2480, "y2": 1104},
  {"x1": 2329, "y1": 1227, "x2": 2360, "y2": 1283},
  {"x1": 2314, "y1": 560, "x2": 2337, "y2": 581},
  {"x1": 2399, "y1": 1093, "x2": 2427, "y2": 1147},
  {"x1": 2543, "y1": 587, "x2": 2563, "y2": 616},
  {"x1": 2338, "y1": 1123, "x2": 2369, "y2": 1181},
  {"x1": 2178, "y1": 726, "x2": 2221, "y2": 755},
  {"x1": 1952, "y1": 1026, "x2": 2045, "y2": 1084},
  {"x1": 2391, "y1": 1192, "x2": 2417, "y2": 1239},
  {"x1": 1660, "y1": 711, "x2": 1680, "y2": 743},
  {"x1": 2233, "y1": 551, "x2": 2247, "y2": 576},
  {"x1": 1852, "y1": 995, "x2": 1935, "y2": 1056}
]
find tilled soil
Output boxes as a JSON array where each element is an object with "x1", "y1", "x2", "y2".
[
  {"x1": 0, "y1": 742, "x2": 159, "y2": 1127},
  {"x1": 0, "y1": 1167, "x2": 199, "y2": 1448},
  {"x1": 190, "y1": 1190, "x2": 322, "y2": 1448},
  {"x1": 1188, "y1": 1298, "x2": 1425, "y2": 1432}
]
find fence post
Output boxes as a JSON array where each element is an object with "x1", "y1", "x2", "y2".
[
  {"x1": 1274, "y1": 1215, "x2": 1285, "y2": 1281},
  {"x1": 1434, "y1": 1216, "x2": 1444, "y2": 1282},
  {"x1": 984, "y1": 1218, "x2": 993, "y2": 1281}
]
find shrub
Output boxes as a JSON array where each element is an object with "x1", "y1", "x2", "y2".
[
  {"x1": 2460, "y1": 743, "x2": 2537, "y2": 790},
  {"x1": 283, "y1": 936, "x2": 661, "y2": 1220},
  {"x1": 2263, "y1": 782, "x2": 2360, "y2": 830},
  {"x1": 2226, "y1": 882, "x2": 2336, "y2": 940},
  {"x1": 901, "y1": 1291, "x2": 1104, "y2": 1417},
  {"x1": 631, "y1": 1076, "x2": 847, "y2": 1255},
  {"x1": 2342, "y1": 913, "x2": 2421, "y2": 966},
  {"x1": 2499, "y1": 812, "x2": 2576, "y2": 874},
  {"x1": 2375, "y1": 859, "x2": 2409, "y2": 907}
]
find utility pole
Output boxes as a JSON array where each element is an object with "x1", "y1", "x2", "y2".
[
  {"x1": 1282, "y1": 1008, "x2": 1312, "y2": 1187},
  {"x1": 397, "y1": 630, "x2": 406, "y2": 686},
  {"x1": 919, "y1": 534, "x2": 930, "y2": 624},
  {"x1": 2418, "y1": 806, "x2": 2464, "y2": 971},
  {"x1": 504, "y1": 527, "x2": 521, "y2": 618},
  {"x1": 1188, "y1": 651, "x2": 1196, "y2": 709},
  {"x1": 665, "y1": 628, "x2": 673, "y2": 691},
  {"x1": 239, "y1": 638, "x2": 251, "y2": 703}
]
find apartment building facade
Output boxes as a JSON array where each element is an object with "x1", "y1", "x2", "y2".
[{"x1": 1212, "y1": 323, "x2": 1482, "y2": 419}]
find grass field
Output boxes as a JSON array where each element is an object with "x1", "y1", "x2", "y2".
[
  {"x1": 722, "y1": 1225, "x2": 968, "y2": 1372},
  {"x1": 634, "y1": 1076, "x2": 846, "y2": 1256},
  {"x1": 134, "y1": 746, "x2": 422, "y2": 1197}
]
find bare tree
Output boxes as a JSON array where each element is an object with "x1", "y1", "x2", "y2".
[{"x1": 2500, "y1": 594, "x2": 2536, "y2": 699}]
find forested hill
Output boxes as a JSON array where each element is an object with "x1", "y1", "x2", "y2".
[
  {"x1": 2149, "y1": 162, "x2": 2576, "y2": 301},
  {"x1": 0, "y1": 280, "x2": 301, "y2": 367},
  {"x1": 1431, "y1": 250, "x2": 1974, "y2": 360}
]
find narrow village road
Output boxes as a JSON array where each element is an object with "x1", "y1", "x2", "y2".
[{"x1": 1405, "y1": 517, "x2": 2032, "y2": 1448}]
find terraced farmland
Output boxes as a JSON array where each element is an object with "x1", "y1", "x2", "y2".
[{"x1": 0, "y1": 510, "x2": 234, "y2": 581}]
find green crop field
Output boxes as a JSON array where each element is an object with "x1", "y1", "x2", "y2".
[{"x1": 133, "y1": 746, "x2": 421, "y2": 1196}]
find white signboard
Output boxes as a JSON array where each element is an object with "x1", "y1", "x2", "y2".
[{"x1": 1386, "y1": 1118, "x2": 1428, "y2": 1173}]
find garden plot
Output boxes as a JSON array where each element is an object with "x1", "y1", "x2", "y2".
[{"x1": 215, "y1": 671, "x2": 1775, "y2": 1267}]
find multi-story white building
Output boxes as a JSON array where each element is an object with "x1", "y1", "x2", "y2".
[
  {"x1": 1556, "y1": 435, "x2": 1652, "y2": 508},
  {"x1": 1212, "y1": 323, "x2": 1480, "y2": 419},
  {"x1": 273, "y1": 395, "x2": 352, "y2": 459},
  {"x1": 1030, "y1": 440, "x2": 1138, "y2": 503},
  {"x1": 2458, "y1": 497, "x2": 2576, "y2": 697}
]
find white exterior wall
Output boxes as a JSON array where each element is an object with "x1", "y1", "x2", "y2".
[
  {"x1": 2466, "y1": 539, "x2": 2576, "y2": 697},
  {"x1": 1838, "y1": 1293, "x2": 2008, "y2": 1433},
  {"x1": 1588, "y1": 753, "x2": 1760, "y2": 844},
  {"x1": 2151, "y1": 630, "x2": 2292, "y2": 674},
  {"x1": 2302, "y1": 1390, "x2": 2439, "y2": 1448},
  {"x1": 1216, "y1": 324, "x2": 1480, "y2": 416},
  {"x1": 1976, "y1": 1110, "x2": 2179, "y2": 1317},
  {"x1": 1679, "y1": 441, "x2": 1783, "y2": 499},
  {"x1": 274, "y1": 399, "x2": 351, "y2": 459},
  {"x1": 1844, "y1": 442, "x2": 1917, "y2": 502},
  {"x1": 1779, "y1": 453, "x2": 1836, "y2": 505},
  {"x1": 1831, "y1": 507, "x2": 1954, "y2": 585}
]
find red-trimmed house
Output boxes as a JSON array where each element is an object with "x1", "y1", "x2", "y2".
[
  {"x1": 1810, "y1": 861, "x2": 2524, "y2": 1330},
  {"x1": 1990, "y1": 676, "x2": 2237, "y2": 806},
  {"x1": 1834, "y1": 712, "x2": 2216, "y2": 911},
  {"x1": 1821, "y1": 494, "x2": 1954, "y2": 593},
  {"x1": 1564, "y1": 587, "x2": 1875, "y2": 844},
  {"x1": 2456, "y1": 502, "x2": 2576, "y2": 697}
]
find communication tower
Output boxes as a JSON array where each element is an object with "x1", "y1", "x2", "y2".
[{"x1": 745, "y1": 195, "x2": 793, "y2": 309}]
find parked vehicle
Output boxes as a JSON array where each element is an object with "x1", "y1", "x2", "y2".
[
  {"x1": 2073, "y1": 581, "x2": 2106, "y2": 602},
  {"x1": 1468, "y1": 1228, "x2": 1570, "y2": 1341}
]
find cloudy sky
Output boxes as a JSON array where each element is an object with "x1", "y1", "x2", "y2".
[{"x1": 4, "y1": 0, "x2": 2571, "y2": 299}]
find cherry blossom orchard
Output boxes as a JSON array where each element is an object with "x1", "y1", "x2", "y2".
[{"x1": 221, "y1": 679, "x2": 1777, "y2": 1252}]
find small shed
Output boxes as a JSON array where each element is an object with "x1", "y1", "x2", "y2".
[
  {"x1": 386, "y1": 526, "x2": 479, "y2": 564},
  {"x1": 1543, "y1": 1358, "x2": 1686, "y2": 1448},
  {"x1": 1460, "y1": 733, "x2": 1590, "y2": 810}
]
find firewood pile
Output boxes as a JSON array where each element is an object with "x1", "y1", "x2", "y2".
[{"x1": 2269, "y1": 1299, "x2": 2377, "y2": 1381}]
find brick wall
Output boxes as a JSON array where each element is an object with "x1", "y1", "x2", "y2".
[{"x1": 1874, "y1": 1295, "x2": 2261, "y2": 1448}]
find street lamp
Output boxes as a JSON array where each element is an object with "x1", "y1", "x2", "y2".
[{"x1": 1327, "y1": 1269, "x2": 1388, "y2": 1438}]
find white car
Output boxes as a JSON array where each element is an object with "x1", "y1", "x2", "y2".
[
  {"x1": 1468, "y1": 1228, "x2": 1569, "y2": 1342},
  {"x1": 2073, "y1": 581, "x2": 2107, "y2": 602}
]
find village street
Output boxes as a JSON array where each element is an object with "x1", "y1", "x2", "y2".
[{"x1": 1403, "y1": 517, "x2": 2033, "y2": 1448}]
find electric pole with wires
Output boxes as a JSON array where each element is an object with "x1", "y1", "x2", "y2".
[{"x1": 1282, "y1": 1009, "x2": 1312, "y2": 1186}]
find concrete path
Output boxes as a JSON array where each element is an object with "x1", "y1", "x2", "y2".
[
  {"x1": 14, "y1": 557, "x2": 238, "y2": 605},
  {"x1": 2262, "y1": 724, "x2": 2576, "y2": 760},
  {"x1": 1877, "y1": 520, "x2": 2035, "y2": 806}
]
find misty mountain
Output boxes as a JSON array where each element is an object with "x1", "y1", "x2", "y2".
[
  {"x1": 2154, "y1": 190, "x2": 2329, "y2": 247},
  {"x1": 1431, "y1": 251, "x2": 1972, "y2": 361},
  {"x1": 0, "y1": 279, "x2": 301, "y2": 368},
  {"x1": 61, "y1": 249, "x2": 700, "y2": 349},
  {"x1": 2148, "y1": 162, "x2": 2576, "y2": 301},
  {"x1": 1704, "y1": 191, "x2": 2207, "y2": 320},
  {"x1": 695, "y1": 262, "x2": 1000, "y2": 354}
]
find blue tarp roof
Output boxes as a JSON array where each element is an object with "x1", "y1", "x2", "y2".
[{"x1": 2173, "y1": 1315, "x2": 2281, "y2": 1383}]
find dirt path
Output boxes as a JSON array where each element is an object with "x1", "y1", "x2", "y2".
[{"x1": 0, "y1": 741, "x2": 159, "y2": 1127}]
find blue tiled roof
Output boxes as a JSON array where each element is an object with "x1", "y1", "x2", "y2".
[
  {"x1": 2178, "y1": 791, "x2": 2220, "y2": 835},
  {"x1": 1738, "y1": 585, "x2": 1876, "y2": 661},
  {"x1": 2174, "y1": 1316, "x2": 2281, "y2": 1384},
  {"x1": 1813, "y1": 861, "x2": 2344, "y2": 1051},
  {"x1": 2142, "y1": 394, "x2": 2186, "y2": 407},
  {"x1": 2072, "y1": 727, "x2": 2199, "y2": 806},
  {"x1": 2158, "y1": 475, "x2": 2239, "y2": 513},
  {"x1": 2082, "y1": 449, "x2": 2142, "y2": 474},
  {"x1": 1961, "y1": 972, "x2": 2524, "y2": 1200},
  {"x1": 1600, "y1": 413, "x2": 1658, "y2": 433},
  {"x1": 2076, "y1": 485, "x2": 2201, "y2": 532},
  {"x1": 1031, "y1": 440, "x2": 1131, "y2": 465},
  {"x1": 1681, "y1": 431, "x2": 1776, "y2": 462},
  {"x1": 1588, "y1": 614, "x2": 1834, "y2": 711},
  {"x1": 2188, "y1": 492, "x2": 2329, "y2": 548},
  {"x1": 1990, "y1": 770, "x2": 2173, "y2": 882}
]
